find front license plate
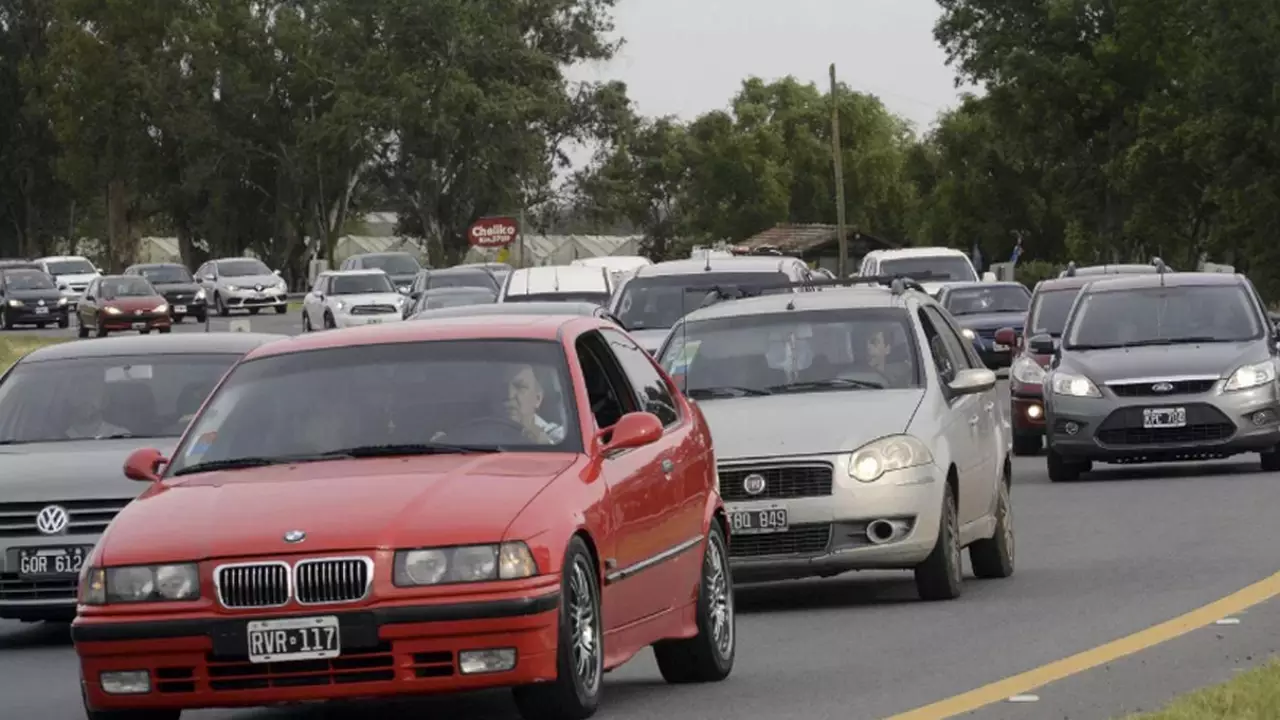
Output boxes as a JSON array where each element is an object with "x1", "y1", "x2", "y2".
[
  {"x1": 247, "y1": 616, "x2": 341, "y2": 663},
  {"x1": 1143, "y1": 407, "x2": 1187, "y2": 429},
  {"x1": 728, "y1": 507, "x2": 788, "y2": 535},
  {"x1": 173, "y1": 305, "x2": 186, "y2": 313},
  {"x1": 367, "y1": 318, "x2": 381, "y2": 324},
  {"x1": 131, "y1": 322, "x2": 146, "y2": 330},
  {"x1": 34, "y1": 307, "x2": 49, "y2": 315},
  {"x1": 992, "y1": 342, "x2": 1008, "y2": 351},
  {"x1": 18, "y1": 546, "x2": 90, "y2": 579}
]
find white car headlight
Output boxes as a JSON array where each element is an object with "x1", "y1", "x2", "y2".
[
  {"x1": 57, "y1": 297, "x2": 68, "y2": 306},
  {"x1": 1049, "y1": 372, "x2": 1101, "y2": 398},
  {"x1": 1223, "y1": 361, "x2": 1277, "y2": 392},
  {"x1": 6, "y1": 299, "x2": 20, "y2": 308},
  {"x1": 848, "y1": 435, "x2": 934, "y2": 483},
  {"x1": 333, "y1": 300, "x2": 345, "y2": 311},
  {"x1": 104, "y1": 306, "x2": 122, "y2": 315},
  {"x1": 393, "y1": 542, "x2": 537, "y2": 586},
  {"x1": 961, "y1": 328, "x2": 976, "y2": 340},
  {"x1": 194, "y1": 289, "x2": 206, "y2": 300},
  {"x1": 80, "y1": 563, "x2": 200, "y2": 605},
  {"x1": 152, "y1": 303, "x2": 168, "y2": 313},
  {"x1": 1010, "y1": 356, "x2": 1046, "y2": 385}
]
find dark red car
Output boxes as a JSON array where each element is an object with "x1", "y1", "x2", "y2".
[
  {"x1": 73, "y1": 316, "x2": 734, "y2": 719},
  {"x1": 77, "y1": 275, "x2": 172, "y2": 338},
  {"x1": 995, "y1": 275, "x2": 1098, "y2": 455}
]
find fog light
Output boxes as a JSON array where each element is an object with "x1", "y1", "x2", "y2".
[
  {"x1": 459, "y1": 648, "x2": 517, "y2": 674},
  {"x1": 1252, "y1": 410, "x2": 1276, "y2": 426},
  {"x1": 100, "y1": 670, "x2": 150, "y2": 695},
  {"x1": 1026, "y1": 404, "x2": 1043, "y2": 419},
  {"x1": 1064, "y1": 422, "x2": 1079, "y2": 436}
]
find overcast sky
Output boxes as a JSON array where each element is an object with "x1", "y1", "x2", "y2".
[{"x1": 570, "y1": 0, "x2": 974, "y2": 134}]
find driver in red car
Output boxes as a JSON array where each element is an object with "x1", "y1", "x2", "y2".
[{"x1": 504, "y1": 364, "x2": 564, "y2": 444}]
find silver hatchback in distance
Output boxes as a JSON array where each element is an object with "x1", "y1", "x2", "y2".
[
  {"x1": 1039, "y1": 271, "x2": 1280, "y2": 481},
  {"x1": 0, "y1": 333, "x2": 282, "y2": 622},
  {"x1": 656, "y1": 279, "x2": 1013, "y2": 600}
]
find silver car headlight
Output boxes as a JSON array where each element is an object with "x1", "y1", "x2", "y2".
[
  {"x1": 961, "y1": 328, "x2": 976, "y2": 340},
  {"x1": 1223, "y1": 361, "x2": 1277, "y2": 392},
  {"x1": 80, "y1": 564, "x2": 200, "y2": 605},
  {"x1": 848, "y1": 435, "x2": 934, "y2": 483},
  {"x1": 1010, "y1": 356, "x2": 1046, "y2": 385},
  {"x1": 393, "y1": 542, "x2": 537, "y2": 587},
  {"x1": 1049, "y1": 372, "x2": 1101, "y2": 398},
  {"x1": 195, "y1": 289, "x2": 206, "y2": 300},
  {"x1": 225, "y1": 284, "x2": 239, "y2": 291},
  {"x1": 6, "y1": 299, "x2": 20, "y2": 308},
  {"x1": 57, "y1": 297, "x2": 68, "y2": 306}
]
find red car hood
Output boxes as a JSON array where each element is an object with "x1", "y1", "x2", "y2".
[
  {"x1": 1031, "y1": 352, "x2": 1052, "y2": 367},
  {"x1": 100, "y1": 453, "x2": 578, "y2": 566},
  {"x1": 103, "y1": 296, "x2": 164, "y2": 312}
]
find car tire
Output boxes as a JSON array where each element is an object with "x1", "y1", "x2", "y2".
[
  {"x1": 969, "y1": 465, "x2": 1014, "y2": 579},
  {"x1": 95, "y1": 315, "x2": 108, "y2": 338},
  {"x1": 301, "y1": 311, "x2": 312, "y2": 332},
  {"x1": 323, "y1": 312, "x2": 336, "y2": 330},
  {"x1": 158, "y1": 326, "x2": 171, "y2": 334},
  {"x1": 193, "y1": 311, "x2": 206, "y2": 324},
  {"x1": 1046, "y1": 447, "x2": 1082, "y2": 482},
  {"x1": 1012, "y1": 433, "x2": 1041, "y2": 456},
  {"x1": 214, "y1": 293, "x2": 229, "y2": 317},
  {"x1": 1261, "y1": 447, "x2": 1280, "y2": 472},
  {"x1": 57, "y1": 314, "x2": 69, "y2": 329},
  {"x1": 172, "y1": 314, "x2": 183, "y2": 324},
  {"x1": 653, "y1": 522, "x2": 735, "y2": 684},
  {"x1": 275, "y1": 303, "x2": 287, "y2": 314},
  {"x1": 914, "y1": 481, "x2": 962, "y2": 601},
  {"x1": 77, "y1": 314, "x2": 90, "y2": 338},
  {"x1": 512, "y1": 536, "x2": 602, "y2": 720}
]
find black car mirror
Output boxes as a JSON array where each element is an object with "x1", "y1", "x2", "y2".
[{"x1": 1028, "y1": 334, "x2": 1057, "y2": 355}]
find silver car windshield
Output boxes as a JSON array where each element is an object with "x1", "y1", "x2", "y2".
[
  {"x1": 218, "y1": 259, "x2": 271, "y2": 277},
  {"x1": 879, "y1": 256, "x2": 976, "y2": 282},
  {"x1": 660, "y1": 308, "x2": 922, "y2": 399},
  {"x1": 331, "y1": 274, "x2": 394, "y2": 294},
  {"x1": 1065, "y1": 285, "x2": 1262, "y2": 349},
  {"x1": 614, "y1": 271, "x2": 790, "y2": 330},
  {"x1": 0, "y1": 354, "x2": 240, "y2": 444},
  {"x1": 945, "y1": 286, "x2": 1029, "y2": 315}
]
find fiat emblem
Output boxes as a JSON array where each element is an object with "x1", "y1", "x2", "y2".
[
  {"x1": 1151, "y1": 382, "x2": 1174, "y2": 393},
  {"x1": 283, "y1": 530, "x2": 306, "y2": 543},
  {"x1": 742, "y1": 474, "x2": 767, "y2": 496}
]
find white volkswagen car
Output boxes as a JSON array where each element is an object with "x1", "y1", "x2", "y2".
[{"x1": 300, "y1": 270, "x2": 407, "y2": 330}]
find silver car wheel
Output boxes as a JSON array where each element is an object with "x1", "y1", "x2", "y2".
[
  {"x1": 568, "y1": 556, "x2": 601, "y2": 694},
  {"x1": 707, "y1": 535, "x2": 733, "y2": 658}
]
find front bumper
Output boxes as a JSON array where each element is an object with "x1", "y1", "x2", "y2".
[
  {"x1": 162, "y1": 296, "x2": 207, "y2": 317},
  {"x1": 722, "y1": 459, "x2": 943, "y2": 583},
  {"x1": 334, "y1": 312, "x2": 404, "y2": 328},
  {"x1": 75, "y1": 590, "x2": 560, "y2": 712},
  {"x1": 3, "y1": 304, "x2": 68, "y2": 325},
  {"x1": 223, "y1": 288, "x2": 288, "y2": 309},
  {"x1": 1046, "y1": 382, "x2": 1280, "y2": 462},
  {"x1": 100, "y1": 312, "x2": 171, "y2": 332}
]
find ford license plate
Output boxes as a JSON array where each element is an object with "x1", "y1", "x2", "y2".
[
  {"x1": 247, "y1": 616, "x2": 340, "y2": 663},
  {"x1": 1142, "y1": 407, "x2": 1186, "y2": 429},
  {"x1": 728, "y1": 506, "x2": 788, "y2": 535},
  {"x1": 18, "y1": 546, "x2": 90, "y2": 579},
  {"x1": 173, "y1": 305, "x2": 186, "y2": 313}
]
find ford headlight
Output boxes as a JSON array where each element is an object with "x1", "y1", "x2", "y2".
[
  {"x1": 394, "y1": 542, "x2": 537, "y2": 586},
  {"x1": 1010, "y1": 356, "x2": 1046, "y2": 385},
  {"x1": 6, "y1": 299, "x2": 20, "y2": 307},
  {"x1": 848, "y1": 435, "x2": 934, "y2": 483},
  {"x1": 1049, "y1": 372, "x2": 1101, "y2": 398},
  {"x1": 194, "y1": 289, "x2": 206, "y2": 300},
  {"x1": 79, "y1": 564, "x2": 200, "y2": 605},
  {"x1": 1224, "y1": 361, "x2": 1277, "y2": 392}
]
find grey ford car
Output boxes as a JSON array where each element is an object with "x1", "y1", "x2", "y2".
[
  {"x1": 1039, "y1": 271, "x2": 1280, "y2": 482},
  {"x1": 0, "y1": 332, "x2": 283, "y2": 621}
]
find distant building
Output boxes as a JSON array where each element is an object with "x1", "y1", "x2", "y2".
[{"x1": 738, "y1": 224, "x2": 898, "y2": 273}]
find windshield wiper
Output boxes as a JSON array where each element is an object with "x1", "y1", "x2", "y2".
[
  {"x1": 1124, "y1": 336, "x2": 1225, "y2": 347},
  {"x1": 769, "y1": 378, "x2": 885, "y2": 393},
  {"x1": 687, "y1": 386, "x2": 773, "y2": 399},
  {"x1": 326, "y1": 443, "x2": 500, "y2": 457},
  {"x1": 170, "y1": 456, "x2": 308, "y2": 476}
]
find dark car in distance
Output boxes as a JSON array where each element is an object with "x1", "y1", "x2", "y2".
[
  {"x1": 76, "y1": 275, "x2": 172, "y2": 338},
  {"x1": 124, "y1": 263, "x2": 208, "y2": 323},
  {"x1": 410, "y1": 300, "x2": 623, "y2": 325},
  {"x1": 340, "y1": 251, "x2": 424, "y2": 293},
  {"x1": 0, "y1": 268, "x2": 69, "y2": 330},
  {"x1": 403, "y1": 285, "x2": 496, "y2": 317},
  {"x1": 936, "y1": 281, "x2": 1031, "y2": 369}
]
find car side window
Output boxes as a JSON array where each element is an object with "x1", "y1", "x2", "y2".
[
  {"x1": 574, "y1": 331, "x2": 638, "y2": 436},
  {"x1": 922, "y1": 306, "x2": 976, "y2": 377},
  {"x1": 927, "y1": 305, "x2": 984, "y2": 369},
  {"x1": 916, "y1": 308, "x2": 964, "y2": 384},
  {"x1": 599, "y1": 328, "x2": 680, "y2": 427},
  {"x1": 85, "y1": 279, "x2": 97, "y2": 299}
]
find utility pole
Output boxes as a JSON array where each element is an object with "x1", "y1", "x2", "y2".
[{"x1": 830, "y1": 64, "x2": 848, "y2": 277}]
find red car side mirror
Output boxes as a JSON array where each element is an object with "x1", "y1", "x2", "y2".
[
  {"x1": 124, "y1": 448, "x2": 167, "y2": 482},
  {"x1": 994, "y1": 327, "x2": 1017, "y2": 346},
  {"x1": 599, "y1": 412, "x2": 663, "y2": 455}
]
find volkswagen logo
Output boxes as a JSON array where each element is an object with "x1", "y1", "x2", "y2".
[
  {"x1": 1152, "y1": 382, "x2": 1174, "y2": 393},
  {"x1": 36, "y1": 299, "x2": 44, "y2": 306},
  {"x1": 35, "y1": 505, "x2": 70, "y2": 535},
  {"x1": 742, "y1": 473, "x2": 767, "y2": 496},
  {"x1": 283, "y1": 530, "x2": 306, "y2": 543}
]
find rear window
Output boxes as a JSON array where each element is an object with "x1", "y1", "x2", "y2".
[
  {"x1": 614, "y1": 271, "x2": 791, "y2": 330},
  {"x1": 505, "y1": 292, "x2": 611, "y2": 306}
]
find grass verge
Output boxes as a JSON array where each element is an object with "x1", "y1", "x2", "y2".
[
  {"x1": 0, "y1": 335, "x2": 69, "y2": 371},
  {"x1": 1120, "y1": 658, "x2": 1280, "y2": 719}
]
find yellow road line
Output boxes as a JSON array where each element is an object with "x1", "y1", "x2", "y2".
[{"x1": 883, "y1": 569, "x2": 1280, "y2": 720}]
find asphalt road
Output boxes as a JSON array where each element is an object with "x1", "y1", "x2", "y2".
[{"x1": 3, "y1": 376, "x2": 1279, "y2": 718}]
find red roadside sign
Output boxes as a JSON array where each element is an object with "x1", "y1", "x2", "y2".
[{"x1": 467, "y1": 216, "x2": 518, "y2": 248}]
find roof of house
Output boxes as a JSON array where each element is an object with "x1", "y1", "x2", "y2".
[{"x1": 739, "y1": 224, "x2": 897, "y2": 255}]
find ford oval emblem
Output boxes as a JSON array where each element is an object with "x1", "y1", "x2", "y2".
[
  {"x1": 743, "y1": 473, "x2": 767, "y2": 496},
  {"x1": 1151, "y1": 382, "x2": 1174, "y2": 393},
  {"x1": 283, "y1": 530, "x2": 306, "y2": 543}
]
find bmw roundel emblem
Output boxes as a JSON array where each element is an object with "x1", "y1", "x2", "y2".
[
  {"x1": 743, "y1": 474, "x2": 767, "y2": 496},
  {"x1": 283, "y1": 530, "x2": 306, "y2": 543}
]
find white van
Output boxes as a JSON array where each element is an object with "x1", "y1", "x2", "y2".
[
  {"x1": 858, "y1": 247, "x2": 994, "y2": 296},
  {"x1": 498, "y1": 265, "x2": 613, "y2": 306},
  {"x1": 570, "y1": 255, "x2": 652, "y2": 287}
]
